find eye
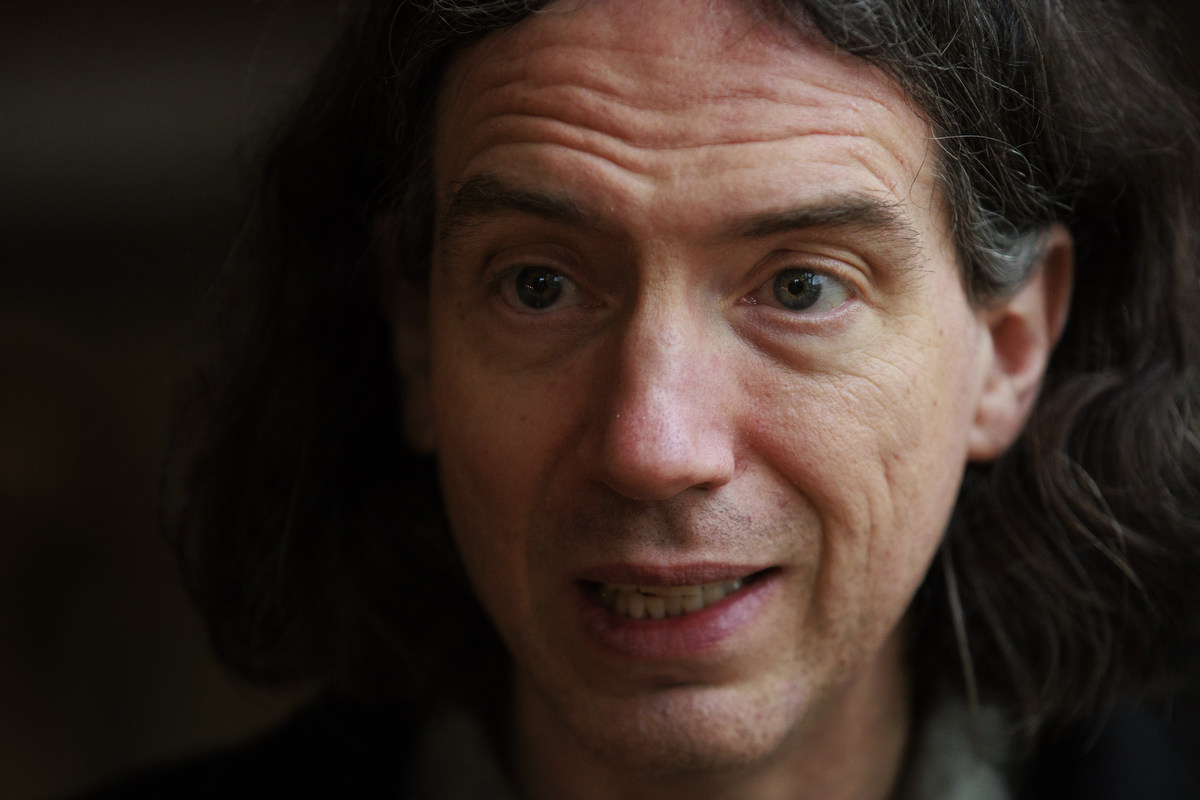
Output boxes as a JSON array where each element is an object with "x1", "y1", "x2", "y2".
[
  {"x1": 763, "y1": 268, "x2": 851, "y2": 313},
  {"x1": 500, "y1": 265, "x2": 583, "y2": 313},
  {"x1": 515, "y1": 266, "x2": 562, "y2": 308}
]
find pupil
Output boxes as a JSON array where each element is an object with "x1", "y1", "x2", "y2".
[
  {"x1": 515, "y1": 267, "x2": 563, "y2": 309},
  {"x1": 773, "y1": 269, "x2": 822, "y2": 310}
]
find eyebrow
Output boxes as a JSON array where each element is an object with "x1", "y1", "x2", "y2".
[
  {"x1": 733, "y1": 196, "x2": 917, "y2": 242},
  {"x1": 439, "y1": 173, "x2": 922, "y2": 258},
  {"x1": 439, "y1": 175, "x2": 590, "y2": 246}
]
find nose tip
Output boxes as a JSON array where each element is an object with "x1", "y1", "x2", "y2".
[
  {"x1": 581, "y1": 407, "x2": 736, "y2": 501},
  {"x1": 578, "y1": 335, "x2": 736, "y2": 501}
]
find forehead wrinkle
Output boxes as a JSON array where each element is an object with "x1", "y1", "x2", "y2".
[
  {"x1": 457, "y1": 110, "x2": 924, "y2": 206},
  {"x1": 435, "y1": 0, "x2": 945, "y2": 270},
  {"x1": 456, "y1": 56, "x2": 898, "y2": 156},
  {"x1": 442, "y1": 46, "x2": 933, "y2": 206},
  {"x1": 440, "y1": 0, "x2": 931, "y2": 165},
  {"x1": 445, "y1": 9, "x2": 912, "y2": 146},
  {"x1": 437, "y1": 126, "x2": 937, "y2": 260}
]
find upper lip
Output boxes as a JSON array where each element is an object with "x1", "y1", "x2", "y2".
[{"x1": 575, "y1": 562, "x2": 773, "y2": 587}]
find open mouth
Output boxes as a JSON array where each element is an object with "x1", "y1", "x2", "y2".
[{"x1": 594, "y1": 570, "x2": 771, "y2": 620}]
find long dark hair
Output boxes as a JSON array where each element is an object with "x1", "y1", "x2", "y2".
[{"x1": 165, "y1": 0, "x2": 1200, "y2": 733}]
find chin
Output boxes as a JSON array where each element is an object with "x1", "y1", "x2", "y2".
[{"x1": 524, "y1": 674, "x2": 811, "y2": 779}]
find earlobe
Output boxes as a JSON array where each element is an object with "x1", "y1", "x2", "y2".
[
  {"x1": 378, "y1": 258, "x2": 437, "y2": 455},
  {"x1": 968, "y1": 224, "x2": 1074, "y2": 462}
]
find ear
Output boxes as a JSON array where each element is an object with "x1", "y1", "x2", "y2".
[
  {"x1": 968, "y1": 224, "x2": 1074, "y2": 462},
  {"x1": 378, "y1": 253, "x2": 437, "y2": 455}
]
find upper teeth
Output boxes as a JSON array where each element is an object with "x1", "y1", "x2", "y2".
[{"x1": 598, "y1": 579, "x2": 745, "y2": 619}]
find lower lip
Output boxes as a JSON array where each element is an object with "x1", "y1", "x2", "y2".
[{"x1": 573, "y1": 570, "x2": 779, "y2": 661}]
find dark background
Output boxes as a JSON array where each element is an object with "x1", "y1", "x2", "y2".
[
  {"x1": 3, "y1": 2, "x2": 1199, "y2": 798},
  {"x1": 2, "y1": 3, "x2": 336, "y2": 797}
]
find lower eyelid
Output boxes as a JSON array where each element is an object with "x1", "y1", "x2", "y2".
[{"x1": 741, "y1": 296, "x2": 861, "y2": 342}]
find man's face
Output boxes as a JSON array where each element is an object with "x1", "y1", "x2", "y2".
[{"x1": 414, "y1": 0, "x2": 997, "y2": 779}]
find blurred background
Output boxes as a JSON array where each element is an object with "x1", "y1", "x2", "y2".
[
  {"x1": 2, "y1": 2, "x2": 336, "y2": 797},
  {"x1": 2, "y1": 1, "x2": 1199, "y2": 798}
]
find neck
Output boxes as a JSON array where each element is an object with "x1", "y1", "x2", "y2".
[{"x1": 514, "y1": 632, "x2": 912, "y2": 800}]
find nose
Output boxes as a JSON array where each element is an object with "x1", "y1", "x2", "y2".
[{"x1": 577, "y1": 300, "x2": 737, "y2": 501}]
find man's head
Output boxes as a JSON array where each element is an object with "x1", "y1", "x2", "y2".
[
  {"x1": 384, "y1": 0, "x2": 1071, "y2": 781},
  {"x1": 168, "y1": 0, "x2": 1200, "y2": 771}
]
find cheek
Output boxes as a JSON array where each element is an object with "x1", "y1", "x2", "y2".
[
  {"x1": 754, "y1": 354, "x2": 972, "y2": 519},
  {"x1": 431, "y1": 361, "x2": 579, "y2": 515},
  {"x1": 426, "y1": 327, "x2": 586, "y2": 613},
  {"x1": 426, "y1": 330, "x2": 521, "y2": 603},
  {"x1": 748, "y1": 324, "x2": 982, "y2": 623}
]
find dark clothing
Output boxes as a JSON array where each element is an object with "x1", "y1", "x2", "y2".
[
  {"x1": 1022, "y1": 707, "x2": 1200, "y2": 799},
  {"x1": 76, "y1": 695, "x2": 1200, "y2": 799},
  {"x1": 78, "y1": 698, "x2": 418, "y2": 800}
]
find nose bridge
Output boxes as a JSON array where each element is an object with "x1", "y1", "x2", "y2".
[{"x1": 581, "y1": 288, "x2": 735, "y2": 500}]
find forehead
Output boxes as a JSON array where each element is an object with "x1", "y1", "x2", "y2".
[{"x1": 434, "y1": 0, "x2": 938, "y2": 241}]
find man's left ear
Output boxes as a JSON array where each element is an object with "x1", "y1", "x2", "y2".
[{"x1": 968, "y1": 224, "x2": 1074, "y2": 462}]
